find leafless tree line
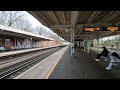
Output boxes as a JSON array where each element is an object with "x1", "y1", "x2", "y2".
[{"x1": 0, "y1": 11, "x2": 62, "y2": 42}]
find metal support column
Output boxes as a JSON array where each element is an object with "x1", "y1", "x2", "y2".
[
  {"x1": 70, "y1": 28, "x2": 75, "y2": 56},
  {"x1": 70, "y1": 28, "x2": 72, "y2": 56},
  {"x1": 97, "y1": 38, "x2": 99, "y2": 52},
  {"x1": 83, "y1": 40, "x2": 85, "y2": 51},
  {"x1": 87, "y1": 39, "x2": 90, "y2": 53},
  {"x1": 115, "y1": 35, "x2": 118, "y2": 52}
]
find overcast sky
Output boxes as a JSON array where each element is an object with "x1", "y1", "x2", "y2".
[
  {"x1": 24, "y1": 11, "x2": 43, "y2": 27},
  {"x1": 24, "y1": 11, "x2": 54, "y2": 33}
]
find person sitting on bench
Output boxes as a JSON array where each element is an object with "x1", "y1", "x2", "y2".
[
  {"x1": 105, "y1": 52, "x2": 120, "y2": 70},
  {"x1": 95, "y1": 46, "x2": 109, "y2": 61}
]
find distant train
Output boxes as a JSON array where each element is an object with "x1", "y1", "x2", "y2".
[{"x1": 59, "y1": 42, "x2": 70, "y2": 47}]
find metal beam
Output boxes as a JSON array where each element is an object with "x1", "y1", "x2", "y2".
[
  {"x1": 28, "y1": 11, "x2": 49, "y2": 27},
  {"x1": 49, "y1": 23, "x2": 115, "y2": 29},
  {"x1": 49, "y1": 25, "x2": 74, "y2": 29},
  {"x1": 48, "y1": 11, "x2": 60, "y2": 24},
  {"x1": 48, "y1": 11, "x2": 65, "y2": 34},
  {"x1": 37, "y1": 11, "x2": 52, "y2": 26},
  {"x1": 87, "y1": 11, "x2": 101, "y2": 23},
  {"x1": 86, "y1": 11, "x2": 98, "y2": 23},
  {"x1": 62, "y1": 11, "x2": 66, "y2": 25},
  {"x1": 71, "y1": 11, "x2": 79, "y2": 26},
  {"x1": 59, "y1": 35, "x2": 97, "y2": 37},
  {"x1": 74, "y1": 11, "x2": 81, "y2": 35},
  {"x1": 97, "y1": 11, "x2": 115, "y2": 23},
  {"x1": 76, "y1": 23, "x2": 115, "y2": 28}
]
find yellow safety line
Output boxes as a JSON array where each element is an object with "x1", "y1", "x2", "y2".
[
  {"x1": 45, "y1": 62, "x2": 58, "y2": 79},
  {"x1": 45, "y1": 47, "x2": 68, "y2": 79}
]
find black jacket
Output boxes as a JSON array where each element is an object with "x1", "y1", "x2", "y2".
[
  {"x1": 111, "y1": 52, "x2": 120, "y2": 59},
  {"x1": 101, "y1": 48, "x2": 109, "y2": 56}
]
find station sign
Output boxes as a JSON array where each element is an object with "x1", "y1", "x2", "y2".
[
  {"x1": 84, "y1": 26, "x2": 120, "y2": 32},
  {"x1": 84, "y1": 27, "x2": 101, "y2": 32},
  {"x1": 107, "y1": 27, "x2": 119, "y2": 31},
  {"x1": 102, "y1": 26, "x2": 119, "y2": 31}
]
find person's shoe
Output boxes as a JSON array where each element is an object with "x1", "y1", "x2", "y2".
[
  {"x1": 105, "y1": 67, "x2": 111, "y2": 70},
  {"x1": 104, "y1": 59, "x2": 108, "y2": 61},
  {"x1": 113, "y1": 63, "x2": 117, "y2": 66},
  {"x1": 95, "y1": 59, "x2": 100, "y2": 61}
]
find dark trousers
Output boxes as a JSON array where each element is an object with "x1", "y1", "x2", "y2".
[{"x1": 97, "y1": 53, "x2": 108, "y2": 59}]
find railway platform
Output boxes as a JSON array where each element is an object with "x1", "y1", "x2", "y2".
[
  {"x1": 49, "y1": 47, "x2": 120, "y2": 79},
  {"x1": 0, "y1": 46, "x2": 58, "y2": 58},
  {"x1": 15, "y1": 46, "x2": 68, "y2": 79},
  {"x1": 14, "y1": 46, "x2": 120, "y2": 79}
]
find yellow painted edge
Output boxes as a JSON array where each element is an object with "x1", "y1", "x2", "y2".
[{"x1": 45, "y1": 47, "x2": 68, "y2": 79}]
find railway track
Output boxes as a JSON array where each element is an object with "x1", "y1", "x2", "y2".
[
  {"x1": 0, "y1": 47, "x2": 63, "y2": 79},
  {"x1": 0, "y1": 47, "x2": 59, "y2": 69}
]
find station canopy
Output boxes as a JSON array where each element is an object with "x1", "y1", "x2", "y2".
[
  {"x1": 0, "y1": 25, "x2": 54, "y2": 41},
  {"x1": 28, "y1": 11, "x2": 120, "y2": 41}
]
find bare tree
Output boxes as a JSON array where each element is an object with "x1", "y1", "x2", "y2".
[
  {"x1": 32, "y1": 26, "x2": 43, "y2": 35},
  {"x1": 0, "y1": 11, "x2": 24, "y2": 26},
  {"x1": 0, "y1": 11, "x2": 33, "y2": 32},
  {"x1": 13, "y1": 19, "x2": 32, "y2": 32},
  {"x1": 32, "y1": 26, "x2": 52, "y2": 38}
]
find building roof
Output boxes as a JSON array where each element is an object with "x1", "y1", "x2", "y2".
[{"x1": 0, "y1": 24, "x2": 54, "y2": 41}]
